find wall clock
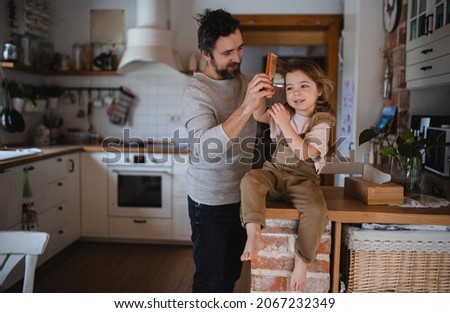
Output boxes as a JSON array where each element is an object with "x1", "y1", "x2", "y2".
[{"x1": 384, "y1": 0, "x2": 400, "y2": 33}]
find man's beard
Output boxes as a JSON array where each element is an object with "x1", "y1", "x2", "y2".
[{"x1": 211, "y1": 58, "x2": 241, "y2": 79}]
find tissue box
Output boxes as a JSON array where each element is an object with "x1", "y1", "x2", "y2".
[{"x1": 344, "y1": 177, "x2": 403, "y2": 205}]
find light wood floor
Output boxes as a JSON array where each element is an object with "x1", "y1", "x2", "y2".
[{"x1": 7, "y1": 240, "x2": 251, "y2": 293}]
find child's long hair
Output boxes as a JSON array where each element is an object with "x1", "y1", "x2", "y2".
[{"x1": 278, "y1": 59, "x2": 334, "y2": 114}]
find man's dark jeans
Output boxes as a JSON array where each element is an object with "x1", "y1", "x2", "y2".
[{"x1": 188, "y1": 196, "x2": 246, "y2": 292}]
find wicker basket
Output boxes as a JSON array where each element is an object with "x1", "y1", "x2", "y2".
[{"x1": 342, "y1": 225, "x2": 450, "y2": 292}]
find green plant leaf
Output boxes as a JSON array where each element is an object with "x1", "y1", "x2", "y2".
[
  {"x1": 403, "y1": 128, "x2": 415, "y2": 144},
  {"x1": 24, "y1": 98, "x2": 36, "y2": 107},
  {"x1": 358, "y1": 128, "x2": 379, "y2": 146},
  {"x1": 359, "y1": 115, "x2": 449, "y2": 162},
  {"x1": 380, "y1": 146, "x2": 397, "y2": 157}
]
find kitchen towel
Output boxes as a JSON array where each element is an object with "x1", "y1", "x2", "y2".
[
  {"x1": 107, "y1": 86, "x2": 135, "y2": 125},
  {"x1": 22, "y1": 170, "x2": 38, "y2": 230}
]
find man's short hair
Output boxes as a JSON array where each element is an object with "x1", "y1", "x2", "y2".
[{"x1": 195, "y1": 8, "x2": 240, "y2": 56}]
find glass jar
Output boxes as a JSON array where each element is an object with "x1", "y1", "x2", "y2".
[
  {"x1": 390, "y1": 156, "x2": 422, "y2": 199},
  {"x1": 82, "y1": 43, "x2": 93, "y2": 70},
  {"x1": 72, "y1": 43, "x2": 82, "y2": 70}
]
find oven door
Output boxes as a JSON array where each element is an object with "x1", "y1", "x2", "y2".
[{"x1": 108, "y1": 166, "x2": 172, "y2": 218}]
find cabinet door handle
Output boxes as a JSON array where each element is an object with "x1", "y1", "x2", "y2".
[
  {"x1": 420, "y1": 65, "x2": 432, "y2": 71},
  {"x1": 68, "y1": 159, "x2": 75, "y2": 173},
  {"x1": 58, "y1": 182, "x2": 63, "y2": 186},
  {"x1": 58, "y1": 206, "x2": 63, "y2": 211},
  {"x1": 425, "y1": 14, "x2": 434, "y2": 35},
  {"x1": 420, "y1": 48, "x2": 433, "y2": 55},
  {"x1": 23, "y1": 166, "x2": 34, "y2": 172},
  {"x1": 133, "y1": 219, "x2": 147, "y2": 224}
]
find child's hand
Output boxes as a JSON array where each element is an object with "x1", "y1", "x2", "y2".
[{"x1": 268, "y1": 103, "x2": 291, "y2": 127}]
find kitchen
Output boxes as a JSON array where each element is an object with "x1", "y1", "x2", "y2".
[{"x1": 1, "y1": 0, "x2": 450, "y2": 295}]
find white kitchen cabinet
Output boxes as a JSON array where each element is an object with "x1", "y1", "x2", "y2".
[
  {"x1": 35, "y1": 153, "x2": 80, "y2": 263},
  {"x1": 0, "y1": 153, "x2": 80, "y2": 289},
  {"x1": 172, "y1": 153, "x2": 191, "y2": 242},
  {"x1": 80, "y1": 152, "x2": 108, "y2": 238},
  {"x1": 0, "y1": 159, "x2": 48, "y2": 231},
  {"x1": 407, "y1": 0, "x2": 450, "y2": 49},
  {"x1": 0, "y1": 169, "x2": 21, "y2": 230},
  {"x1": 18, "y1": 161, "x2": 47, "y2": 218},
  {"x1": 406, "y1": 0, "x2": 450, "y2": 89}
]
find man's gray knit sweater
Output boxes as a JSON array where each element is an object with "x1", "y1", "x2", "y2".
[{"x1": 182, "y1": 72, "x2": 257, "y2": 205}]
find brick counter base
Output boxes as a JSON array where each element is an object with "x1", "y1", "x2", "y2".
[{"x1": 250, "y1": 219, "x2": 331, "y2": 292}]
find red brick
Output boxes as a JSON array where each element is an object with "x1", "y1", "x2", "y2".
[
  {"x1": 316, "y1": 236, "x2": 331, "y2": 254},
  {"x1": 263, "y1": 219, "x2": 298, "y2": 234},
  {"x1": 251, "y1": 274, "x2": 288, "y2": 292},
  {"x1": 323, "y1": 222, "x2": 331, "y2": 235},
  {"x1": 251, "y1": 273, "x2": 330, "y2": 293},
  {"x1": 398, "y1": 24, "x2": 407, "y2": 45},
  {"x1": 251, "y1": 255, "x2": 295, "y2": 271},
  {"x1": 304, "y1": 277, "x2": 330, "y2": 293},
  {"x1": 260, "y1": 234, "x2": 290, "y2": 253},
  {"x1": 384, "y1": 31, "x2": 398, "y2": 50}
]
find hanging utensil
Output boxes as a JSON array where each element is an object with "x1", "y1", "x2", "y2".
[
  {"x1": 1, "y1": 94, "x2": 13, "y2": 132},
  {"x1": 1, "y1": 77, "x2": 8, "y2": 130},
  {"x1": 7, "y1": 90, "x2": 25, "y2": 132},
  {"x1": 102, "y1": 88, "x2": 114, "y2": 106},
  {"x1": 93, "y1": 88, "x2": 102, "y2": 107},
  {"x1": 87, "y1": 89, "x2": 95, "y2": 133},
  {"x1": 76, "y1": 89, "x2": 85, "y2": 118},
  {"x1": 1, "y1": 87, "x2": 25, "y2": 132}
]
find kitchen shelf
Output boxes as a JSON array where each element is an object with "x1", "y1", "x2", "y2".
[
  {"x1": 1, "y1": 62, "x2": 120, "y2": 76},
  {"x1": 1, "y1": 62, "x2": 192, "y2": 76}
]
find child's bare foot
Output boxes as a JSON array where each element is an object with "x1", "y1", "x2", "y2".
[
  {"x1": 290, "y1": 255, "x2": 307, "y2": 291},
  {"x1": 240, "y1": 223, "x2": 264, "y2": 261}
]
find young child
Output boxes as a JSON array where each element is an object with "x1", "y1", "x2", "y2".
[{"x1": 240, "y1": 59, "x2": 335, "y2": 292}]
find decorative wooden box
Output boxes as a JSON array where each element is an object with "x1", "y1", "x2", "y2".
[{"x1": 344, "y1": 177, "x2": 404, "y2": 205}]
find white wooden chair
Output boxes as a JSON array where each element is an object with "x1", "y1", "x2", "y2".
[{"x1": 0, "y1": 231, "x2": 50, "y2": 292}]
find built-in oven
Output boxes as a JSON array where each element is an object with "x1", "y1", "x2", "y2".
[{"x1": 107, "y1": 152, "x2": 173, "y2": 218}]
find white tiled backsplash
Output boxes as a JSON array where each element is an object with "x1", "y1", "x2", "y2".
[{"x1": 0, "y1": 70, "x2": 189, "y2": 146}]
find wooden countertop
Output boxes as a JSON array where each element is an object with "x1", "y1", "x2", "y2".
[
  {"x1": 267, "y1": 186, "x2": 450, "y2": 225},
  {"x1": 0, "y1": 146, "x2": 83, "y2": 170},
  {"x1": 0, "y1": 144, "x2": 189, "y2": 171},
  {"x1": 82, "y1": 144, "x2": 189, "y2": 154}
]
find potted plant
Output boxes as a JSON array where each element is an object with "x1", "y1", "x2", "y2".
[
  {"x1": 25, "y1": 85, "x2": 47, "y2": 112},
  {"x1": 359, "y1": 119, "x2": 449, "y2": 198},
  {"x1": 3, "y1": 79, "x2": 35, "y2": 112},
  {"x1": 43, "y1": 85, "x2": 63, "y2": 109}
]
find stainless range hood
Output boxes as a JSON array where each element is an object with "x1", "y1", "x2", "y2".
[{"x1": 117, "y1": 0, "x2": 182, "y2": 75}]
